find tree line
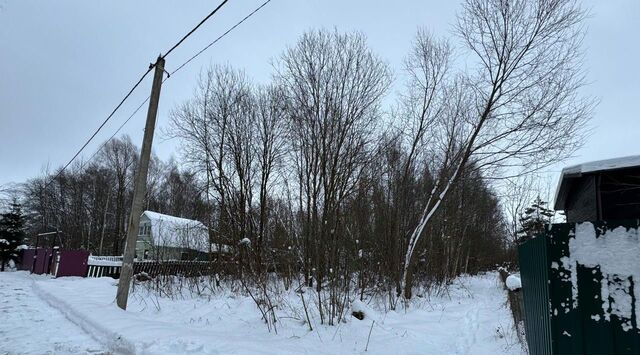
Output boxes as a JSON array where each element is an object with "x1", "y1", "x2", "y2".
[
  {"x1": 21, "y1": 138, "x2": 208, "y2": 255},
  {"x1": 10, "y1": 0, "x2": 590, "y2": 317}
]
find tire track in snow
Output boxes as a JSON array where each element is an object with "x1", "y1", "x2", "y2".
[
  {"x1": 32, "y1": 277, "x2": 135, "y2": 354},
  {"x1": 0, "y1": 271, "x2": 108, "y2": 355}
]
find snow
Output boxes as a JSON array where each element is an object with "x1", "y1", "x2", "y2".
[
  {"x1": 239, "y1": 237, "x2": 251, "y2": 246},
  {"x1": 558, "y1": 222, "x2": 640, "y2": 330},
  {"x1": 505, "y1": 275, "x2": 521, "y2": 291},
  {"x1": 554, "y1": 155, "x2": 640, "y2": 209},
  {"x1": 87, "y1": 255, "x2": 123, "y2": 267},
  {"x1": 350, "y1": 299, "x2": 379, "y2": 321},
  {"x1": 0, "y1": 271, "x2": 525, "y2": 354},
  {"x1": 15, "y1": 244, "x2": 28, "y2": 250},
  {"x1": 0, "y1": 238, "x2": 8, "y2": 245},
  {"x1": 143, "y1": 210, "x2": 205, "y2": 227},
  {"x1": 560, "y1": 154, "x2": 640, "y2": 176},
  {"x1": 142, "y1": 211, "x2": 214, "y2": 253},
  {"x1": 0, "y1": 271, "x2": 105, "y2": 354}
]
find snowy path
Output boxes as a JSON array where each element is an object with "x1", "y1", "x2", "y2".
[
  {"x1": 1, "y1": 271, "x2": 524, "y2": 354},
  {"x1": 0, "y1": 272, "x2": 107, "y2": 355}
]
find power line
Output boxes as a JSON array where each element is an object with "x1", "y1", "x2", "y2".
[
  {"x1": 171, "y1": 0, "x2": 272, "y2": 76},
  {"x1": 45, "y1": 0, "x2": 273, "y2": 186},
  {"x1": 42, "y1": 0, "x2": 234, "y2": 188},
  {"x1": 43, "y1": 67, "x2": 153, "y2": 190},
  {"x1": 79, "y1": 96, "x2": 151, "y2": 170},
  {"x1": 84, "y1": 0, "x2": 273, "y2": 164},
  {"x1": 162, "y1": 0, "x2": 229, "y2": 59}
]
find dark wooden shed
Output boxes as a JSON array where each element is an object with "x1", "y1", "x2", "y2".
[{"x1": 554, "y1": 155, "x2": 640, "y2": 223}]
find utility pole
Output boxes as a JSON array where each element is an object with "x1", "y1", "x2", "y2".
[{"x1": 116, "y1": 56, "x2": 165, "y2": 310}]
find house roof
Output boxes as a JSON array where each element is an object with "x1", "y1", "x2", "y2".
[
  {"x1": 554, "y1": 155, "x2": 640, "y2": 210},
  {"x1": 141, "y1": 211, "x2": 214, "y2": 253}
]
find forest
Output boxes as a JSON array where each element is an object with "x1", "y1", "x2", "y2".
[{"x1": 3, "y1": 0, "x2": 590, "y2": 325}]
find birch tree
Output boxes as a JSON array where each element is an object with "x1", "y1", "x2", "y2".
[{"x1": 400, "y1": 0, "x2": 593, "y2": 298}]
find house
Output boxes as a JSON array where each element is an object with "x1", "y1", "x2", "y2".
[
  {"x1": 554, "y1": 155, "x2": 640, "y2": 223},
  {"x1": 136, "y1": 211, "x2": 228, "y2": 261}
]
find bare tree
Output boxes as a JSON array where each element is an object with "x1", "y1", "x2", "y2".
[
  {"x1": 501, "y1": 174, "x2": 537, "y2": 246},
  {"x1": 12, "y1": 4, "x2": 596, "y2": 328},
  {"x1": 0, "y1": 184, "x2": 18, "y2": 208},
  {"x1": 277, "y1": 29, "x2": 391, "y2": 324},
  {"x1": 399, "y1": 0, "x2": 593, "y2": 298},
  {"x1": 98, "y1": 135, "x2": 138, "y2": 254},
  {"x1": 253, "y1": 85, "x2": 287, "y2": 268}
]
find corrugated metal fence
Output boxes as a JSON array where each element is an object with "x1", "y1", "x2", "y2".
[
  {"x1": 519, "y1": 233, "x2": 553, "y2": 355},
  {"x1": 519, "y1": 220, "x2": 640, "y2": 354}
]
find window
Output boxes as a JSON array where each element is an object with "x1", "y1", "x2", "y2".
[{"x1": 139, "y1": 224, "x2": 151, "y2": 236}]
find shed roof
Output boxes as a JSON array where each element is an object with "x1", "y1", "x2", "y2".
[
  {"x1": 554, "y1": 155, "x2": 640, "y2": 210},
  {"x1": 141, "y1": 211, "x2": 212, "y2": 252}
]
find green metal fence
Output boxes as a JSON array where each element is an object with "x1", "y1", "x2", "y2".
[
  {"x1": 519, "y1": 234, "x2": 553, "y2": 355},
  {"x1": 519, "y1": 220, "x2": 640, "y2": 355}
]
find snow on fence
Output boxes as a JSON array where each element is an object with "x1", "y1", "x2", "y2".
[
  {"x1": 85, "y1": 253, "x2": 295, "y2": 279},
  {"x1": 519, "y1": 220, "x2": 640, "y2": 354},
  {"x1": 498, "y1": 268, "x2": 526, "y2": 346},
  {"x1": 89, "y1": 255, "x2": 123, "y2": 262},
  {"x1": 86, "y1": 256, "x2": 237, "y2": 279},
  {"x1": 87, "y1": 255, "x2": 123, "y2": 265},
  {"x1": 133, "y1": 260, "x2": 221, "y2": 278},
  {"x1": 87, "y1": 255, "x2": 123, "y2": 278}
]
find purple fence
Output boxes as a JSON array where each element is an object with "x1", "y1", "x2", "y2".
[
  {"x1": 18, "y1": 248, "x2": 90, "y2": 277},
  {"x1": 18, "y1": 249, "x2": 35, "y2": 271},
  {"x1": 55, "y1": 250, "x2": 90, "y2": 277},
  {"x1": 33, "y1": 248, "x2": 53, "y2": 274}
]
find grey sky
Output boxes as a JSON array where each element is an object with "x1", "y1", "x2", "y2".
[{"x1": 1, "y1": 0, "x2": 638, "y2": 191}]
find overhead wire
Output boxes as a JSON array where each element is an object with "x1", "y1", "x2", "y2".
[
  {"x1": 170, "y1": 0, "x2": 272, "y2": 76},
  {"x1": 79, "y1": 96, "x2": 151, "y2": 170},
  {"x1": 43, "y1": 0, "x2": 272, "y2": 188},
  {"x1": 41, "y1": 0, "x2": 234, "y2": 188},
  {"x1": 43, "y1": 67, "x2": 153, "y2": 190},
  {"x1": 161, "y1": 0, "x2": 229, "y2": 60},
  {"x1": 76, "y1": 0, "x2": 273, "y2": 172}
]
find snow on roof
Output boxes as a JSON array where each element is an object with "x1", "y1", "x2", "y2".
[
  {"x1": 141, "y1": 211, "x2": 210, "y2": 252},
  {"x1": 554, "y1": 155, "x2": 640, "y2": 210},
  {"x1": 560, "y1": 155, "x2": 640, "y2": 176}
]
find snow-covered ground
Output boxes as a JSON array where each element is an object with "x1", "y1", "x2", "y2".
[
  {"x1": 1, "y1": 271, "x2": 525, "y2": 355},
  {"x1": 0, "y1": 272, "x2": 107, "y2": 355}
]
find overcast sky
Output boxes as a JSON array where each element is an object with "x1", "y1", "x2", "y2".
[{"x1": 1, "y1": 0, "x2": 639, "y2": 191}]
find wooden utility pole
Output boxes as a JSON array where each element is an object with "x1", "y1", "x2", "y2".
[{"x1": 116, "y1": 56, "x2": 165, "y2": 310}]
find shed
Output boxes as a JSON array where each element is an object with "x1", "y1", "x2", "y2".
[
  {"x1": 554, "y1": 155, "x2": 640, "y2": 223},
  {"x1": 136, "y1": 211, "x2": 229, "y2": 261}
]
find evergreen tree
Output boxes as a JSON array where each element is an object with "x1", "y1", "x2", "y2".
[
  {"x1": 0, "y1": 200, "x2": 26, "y2": 271},
  {"x1": 516, "y1": 196, "x2": 555, "y2": 244}
]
